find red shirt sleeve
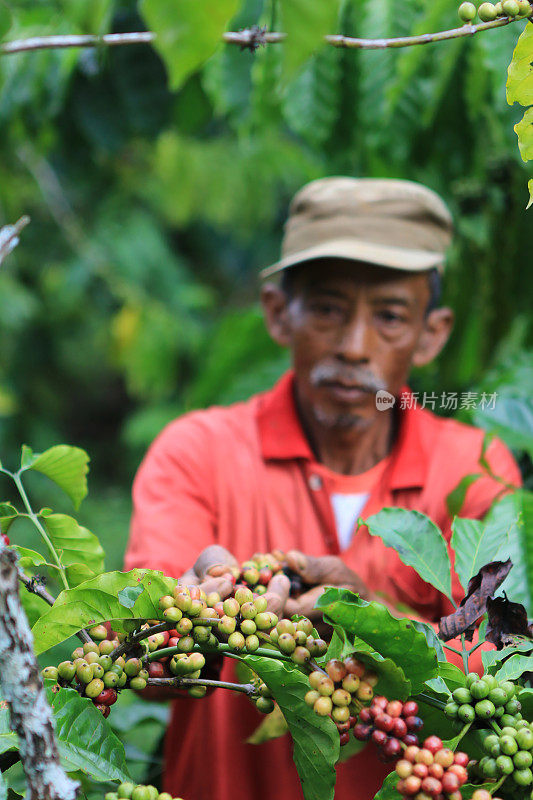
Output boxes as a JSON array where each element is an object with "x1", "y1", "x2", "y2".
[{"x1": 125, "y1": 415, "x2": 218, "y2": 578}]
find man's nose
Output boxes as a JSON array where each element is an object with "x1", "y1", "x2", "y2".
[{"x1": 335, "y1": 316, "x2": 372, "y2": 363}]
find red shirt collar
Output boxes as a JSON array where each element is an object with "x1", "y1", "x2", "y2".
[{"x1": 256, "y1": 371, "x2": 427, "y2": 490}]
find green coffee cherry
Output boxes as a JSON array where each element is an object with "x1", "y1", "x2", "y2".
[
  {"x1": 518, "y1": 0, "x2": 533, "y2": 14},
  {"x1": 192, "y1": 625, "x2": 211, "y2": 644},
  {"x1": 103, "y1": 671, "x2": 120, "y2": 688},
  {"x1": 444, "y1": 701, "x2": 459, "y2": 718},
  {"x1": 496, "y1": 754, "x2": 515, "y2": 774},
  {"x1": 228, "y1": 631, "x2": 245, "y2": 652},
  {"x1": 41, "y1": 666, "x2": 59, "y2": 682},
  {"x1": 240, "y1": 619, "x2": 257, "y2": 636},
  {"x1": 188, "y1": 685, "x2": 207, "y2": 698},
  {"x1": 471, "y1": 679, "x2": 490, "y2": 700},
  {"x1": 85, "y1": 678, "x2": 105, "y2": 698},
  {"x1": 475, "y1": 699, "x2": 495, "y2": 719},
  {"x1": 57, "y1": 661, "x2": 76, "y2": 681},
  {"x1": 453, "y1": 687, "x2": 472, "y2": 705},
  {"x1": 88, "y1": 624, "x2": 108, "y2": 640},
  {"x1": 478, "y1": 2, "x2": 498, "y2": 18},
  {"x1": 131, "y1": 787, "x2": 151, "y2": 800},
  {"x1": 514, "y1": 767, "x2": 533, "y2": 786},
  {"x1": 117, "y1": 783, "x2": 135, "y2": 799},
  {"x1": 129, "y1": 677, "x2": 147, "y2": 690},
  {"x1": 245, "y1": 634, "x2": 260, "y2": 652},
  {"x1": 124, "y1": 658, "x2": 142, "y2": 677},
  {"x1": 77, "y1": 663, "x2": 94, "y2": 684},
  {"x1": 502, "y1": 0, "x2": 520, "y2": 13},
  {"x1": 278, "y1": 633, "x2": 296, "y2": 654},
  {"x1": 514, "y1": 750, "x2": 533, "y2": 769},
  {"x1": 458, "y1": 703, "x2": 476, "y2": 723},
  {"x1": 255, "y1": 696, "x2": 275, "y2": 714},
  {"x1": 501, "y1": 735, "x2": 518, "y2": 756},
  {"x1": 177, "y1": 635, "x2": 194, "y2": 653},
  {"x1": 291, "y1": 646, "x2": 310, "y2": 664},
  {"x1": 458, "y1": 1, "x2": 477, "y2": 20},
  {"x1": 83, "y1": 641, "x2": 99, "y2": 655},
  {"x1": 517, "y1": 728, "x2": 533, "y2": 750}
]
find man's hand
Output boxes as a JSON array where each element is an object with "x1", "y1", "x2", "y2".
[
  {"x1": 284, "y1": 550, "x2": 373, "y2": 621},
  {"x1": 179, "y1": 545, "x2": 291, "y2": 616}
]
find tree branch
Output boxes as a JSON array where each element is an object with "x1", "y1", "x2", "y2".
[
  {"x1": 0, "y1": 17, "x2": 520, "y2": 57},
  {"x1": 0, "y1": 545, "x2": 79, "y2": 800}
]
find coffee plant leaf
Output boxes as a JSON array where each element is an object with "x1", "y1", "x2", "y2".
[
  {"x1": 482, "y1": 638, "x2": 533, "y2": 673},
  {"x1": 363, "y1": 508, "x2": 452, "y2": 600},
  {"x1": 12, "y1": 546, "x2": 47, "y2": 569},
  {"x1": 473, "y1": 396, "x2": 533, "y2": 456},
  {"x1": 409, "y1": 620, "x2": 446, "y2": 662},
  {"x1": 446, "y1": 473, "x2": 482, "y2": 518},
  {"x1": 528, "y1": 179, "x2": 533, "y2": 209},
  {"x1": 425, "y1": 661, "x2": 467, "y2": 699},
  {"x1": 372, "y1": 770, "x2": 399, "y2": 799},
  {"x1": 279, "y1": 0, "x2": 340, "y2": 79},
  {"x1": 325, "y1": 628, "x2": 411, "y2": 699},
  {"x1": 140, "y1": 0, "x2": 239, "y2": 91},
  {"x1": 32, "y1": 569, "x2": 176, "y2": 654},
  {"x1": 49, "y1": 688, "x2": 130, "y2": 782},
  {"x1": 514, "y1": 106, "x2": 533, "y2": 163},
  {"x1": 0, "y1": 705, "x2": 18, "y2": 755},
  {"x1": 517, "y1": 687, "x2": 533, "y2": 718},
  {"x1": 507, "y1": 22, "x2": 533, "y2": 106},
  {"x1": 0, "y1": 504, "x2": 19, "y2": 536},
  {"x1": 39, "y1": 511, "x2": 105, "y2": 584},
  {"x1": 21, "y1": 445, "x2": 89, "y2": 510},
  {"x1": 0, "y1": 1, "x2": 13, "y2": 41},
  {"x1": 316, "y1": 588, "x2": 439, "y2": 693},
  {"x1": 493, "y1": 652, "x2": 533, "y2": 682},
  {"x1": 242, "y1": 654, "x2": 338, "y2": 800},
  {"x1": 451, "y1": 514, "x2": 512, "y2": 593},
  {"x1": 246, "y1": 704, "x2": 289, "y2": 744}
]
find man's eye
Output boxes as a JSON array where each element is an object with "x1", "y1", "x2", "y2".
[
  {"x1": 310, "y1": 302, "x2": 343, "y2": 317},
  {"x1": 378, "y1": 310, "x2": 404, "y2": 323}
]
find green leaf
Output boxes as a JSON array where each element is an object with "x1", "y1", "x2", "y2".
[
  {"x1": 372, "y1": 770, "x2": 400, "y2": 799},
  {"x1": 50, "y1": 688, "x2": 130, "y2": 782},
  {"x1": 117, "y1": 585, "x2": 145, "y2": 608},
  {"x1": 514, "y1": 106, "x2": 533, "y2": 163},
  {"x1": 12, "y1": 546, "x2": 47, "y2": 569},
  {"x1": 446, "y1": 473, "x2": 482, "y2": 518},
  {"x1": 364, "y1": 508, "x2": 452, "y2": 600},
  {"x1": 482, "y1": 639, "x2": 533, "y2": 673},
  {"x1": 527, "y1": 178, "x2": 533, "y2": 209},
  {"x1": 409, "y1": 620, "x2": 447, "y2": 662},
  {"x1": 241, "y1": 654, "x2": 338, "y2": 800},
  {"x1": 39, "y1": 511, "x2": 104, "y2": 584},
  {"x1": 493, "y1": 653, "x2": 533, "y2": 682},
  {"x1": 22, "y1": 445, "x2": 89, "y2": 510},
  {"x1": 0, "y1": 504, "x2": 18, "y2": 536},
  {"x1": 32, "y1": 569, "x2": 176, "y2": 654},
  {"x1": 280, "y1": 0, "x2": 340, "y2": 78},
  {"x1": 506, "y1": 22, "x2": 533, "y2": 106},
  {"x1": 517, "y1": 687, "x2": 533, "y2": 718},
  {"x1": 0, "y1": 1, "x2": 13, "y2": 41},
  {"x1": 451, "y1": 514, "x2": 512, "y2": 593},
  {"x1": 140, "y1": 0, "x2": 239, "y2": 91},
  {"x1": 247, "y1": 704, "x2": 289, "y2": 744},
  {"x1": 0, "y1": 705, "x2": 17, "y2": 756},
  {"x1": 316, "y1": 588, "x2": 439, "y2": 693},
  {"x1": 473, "y1": 396, "x2": 533, "y2": 457}
]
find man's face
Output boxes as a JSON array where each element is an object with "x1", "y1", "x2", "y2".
[{"x1": 263, "y1": 259, "x2": 451, "y2": 431}]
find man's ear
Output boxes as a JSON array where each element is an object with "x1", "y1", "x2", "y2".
[
  {"x1": 260, "y1": 282, "x2": 293, "y2": 347},
  {"x1": 412, "y1": 307, "x2": 454, "y2": 367}
]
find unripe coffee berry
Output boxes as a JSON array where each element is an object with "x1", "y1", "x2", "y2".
[
  {"x1": 458, "y1": 1, "x2": 477, "y2": 20},
  {"x1": 314, "y1": 696, "x2": 333, "y2": 716},
  {"x1": 85, "y1": 678, "x2": 105, "y2": 698},
  {"x1": 478, "y1": 1, "x2": 498, "y2": 18}
]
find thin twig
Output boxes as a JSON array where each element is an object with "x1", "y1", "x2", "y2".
[
  {"x1": 109, "y1": 621, "x2": 173, "y2": 660},
  {"x1": 17, "y1": 569, "x2": 92, "y2": 644},
  {"x1": 146, "y1": 677, "x2": 257, "y2": 695},
  {"x1": 0, "y1": 17, "x2": 520, "y2": 57}
]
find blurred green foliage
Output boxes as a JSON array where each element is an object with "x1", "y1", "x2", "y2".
[{"x1": 0, "y1": 0, "x2": 532, "y2": 522}]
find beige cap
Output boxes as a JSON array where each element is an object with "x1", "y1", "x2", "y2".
[{"x1": 260, "y1": 177, "x2": 453, "y2": 279}]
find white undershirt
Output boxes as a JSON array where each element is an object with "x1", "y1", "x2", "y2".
[{"x1": 330, "y1": 493, "x2": 370, "y2": 551}]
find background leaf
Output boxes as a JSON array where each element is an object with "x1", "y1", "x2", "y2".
[
  {"x1": 446, "y1": 473, "x2": 482, "y2": 518},
  {"x1": 280, "y1": 0, "x2": 340, "y2": 78},
  {"x1": 482, "y1": 639, "x2": 533, "y2": 673},
  {"x1": 0, "y1": 505, "x2": 19, "y2": 536},
  {"x1": 493, "y1": 652, "x2": 533, "y2": 681},
  {"x1": 40, "y1": 511, "x2": 105, "y2": 585},
  {"x1": 23, "y1": 446, "x2": 89, "y2": 510},
  {"x1": 364, "y1": 508, "x2": 452, "y2": 600},
  {"x1": 140, "y1": 0, "x2": 239, "y2": 91},
  {"x1": 32, "y1": 569, "x2": 175, "y2": 653},
  {"x1": 451, "y1": 514, "x2": 511, "y2": 593},
  {"x1": 242, "y1": 654, "x2": 339, "y2": 800},
  {"x1": 316, "y1": 588, "x2": 439, "y2": 693}
]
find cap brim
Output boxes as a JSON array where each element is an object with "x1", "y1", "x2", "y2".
[{"x1": 260, "y1": 237, "x2": 445, "y2": 280}]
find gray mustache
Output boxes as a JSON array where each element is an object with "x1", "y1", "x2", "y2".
[{"x1": 310, "y1": 364, "x2": 386, "y2": 394}]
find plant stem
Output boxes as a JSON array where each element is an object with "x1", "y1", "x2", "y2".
[
  {"x1": 454, "y1": 720, "x2": 473, "y2": 746},
  {"x1": 443, "y1": 644, "x2": 463, "y2": 656},
  {"x1": 17, "y1": 570, "x2": 92, "y2": 644},
  {"x1": 460, "y1": 634, "x2": 470, "y2": 674},
  {"x1": 144, "y1": 642, "x2": 293, "y2": 663},
  {"x1": 489, "y1": 775, "x2": 507, "y2": 794},
  {"x1": 146, "y1": 676, "x2": 257, "y2": 696},
  {"x1": 490, "y1": 719, "x2": 503, "y2": 735},
  {"x1": 414, "y1": 692, "x2": 447, "y2": 711},
  {"x1": 12, "y1": 472, "x2": 69, "y2": 592},
  {"x1": 109, "y1": 621, "x2": 174, "y2": 660},
  {"x1": 467, "y1": 640, "x2": 485, "y2": 657}
]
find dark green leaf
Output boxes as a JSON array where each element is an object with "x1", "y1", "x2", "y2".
[
  {"x1": 32, "y1": 569, "x2": 175, "y2": 654},
  {"x1": 0, "y1": 504, "x2": 19, "y2": 536},
  {"x1": 517, "y1": 687, "x2": 533, "y2": 719},
  {"x1": 493, "y1": 653, "x2": 533, "y2": 682},
  {"x1": 364, "y1": 508, "x2": 452, "y2": 600},
  {"x1": 316, "y1": 588, "x2": 439, "y2": 693},
  {"x1": 446, "y1": 473, "x2": 482, "y2": 518},
  {"x1": 482, "y1": 639, "x2": 533, "y2": 673},
  {"x1": 241, "y1": 654, "x2": 338, "y2": 800},
  {"x1": 140, "y1": 0, "x2": 239, "y2": 91},
  {"x1": 50, "y1": 688, "x2": 130, "y2": 782},
  {"x1": 0, "y1": 2, "x2": 12, "y2": 41},
  {"x1": 409, "y1": 620, "x2": 446, "y2": 662},
  {"x1": 372, "y1": 770, "x2": 400, "y2": 799},
  {"x1": 0, "y1": 706, "x2": 17, "y2": 756},
  {"x1": 451, "y1": 515, "x2": 512, "y2": 593},
  {"x1": 40, "y1": 512, "x2": 105, "y2": 585},
  {"x1": 22, "y1": 445, "x2": 89, "y2": 510}
]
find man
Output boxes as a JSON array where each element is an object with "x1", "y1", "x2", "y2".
[{"x1": 125, "y1": 178, "x2": 521, "y2": 800}]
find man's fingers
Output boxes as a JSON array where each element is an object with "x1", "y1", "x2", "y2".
[
  {"x1": 285, "y1": 586, "x2": 325, "y2": 619},
  {"x1": 286, "y1": 550, "x2": 324, "y2": 584},
  {"x1": 199, "y1": 576, "x2": 234, "y2": 601},
  {"x1": 193, "y1": 545, "x2": 238, "y2": 579},
  {"x1": 263, "y1": 573, "x2": 291, "y2": 617},
  {"x1": 177, "y1": 568, "x2": 200, "y2": 586}
]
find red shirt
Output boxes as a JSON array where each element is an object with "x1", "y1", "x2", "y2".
[{"x1": 126, "y1": 372, "x2": 521, "y2": 800}]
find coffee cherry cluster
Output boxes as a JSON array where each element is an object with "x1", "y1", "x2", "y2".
[
  {"x1": 354, "y1": 696, "x2": 423, "y2": 761},
  {"x1": 479, "y1": 723, "x2": 533, "y2": 787},
  {"x1": 395, "y1": 737, "x2": 469, "y2": 799},
  {"x1": 207, "y1": 550, "x2": 310, "y2": 599},
  {"x1": 213, "y1": 587, "x2": 276, "y2": 654},
  {"x1": 305, "y1": 657, "x2": 377, "y2": 745},
  {"x1": 105, "y1": 781, "x2": 185, "y2": 800},
  {"x1": 444, "y1": 672, "x2": 520, "y2": 726},
  {"x1": 270, "y1": 617, "x2": 327, "y2": 664},
  {"x1": 458, "y1": 0, "x2": 531, "y2": 21}
]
